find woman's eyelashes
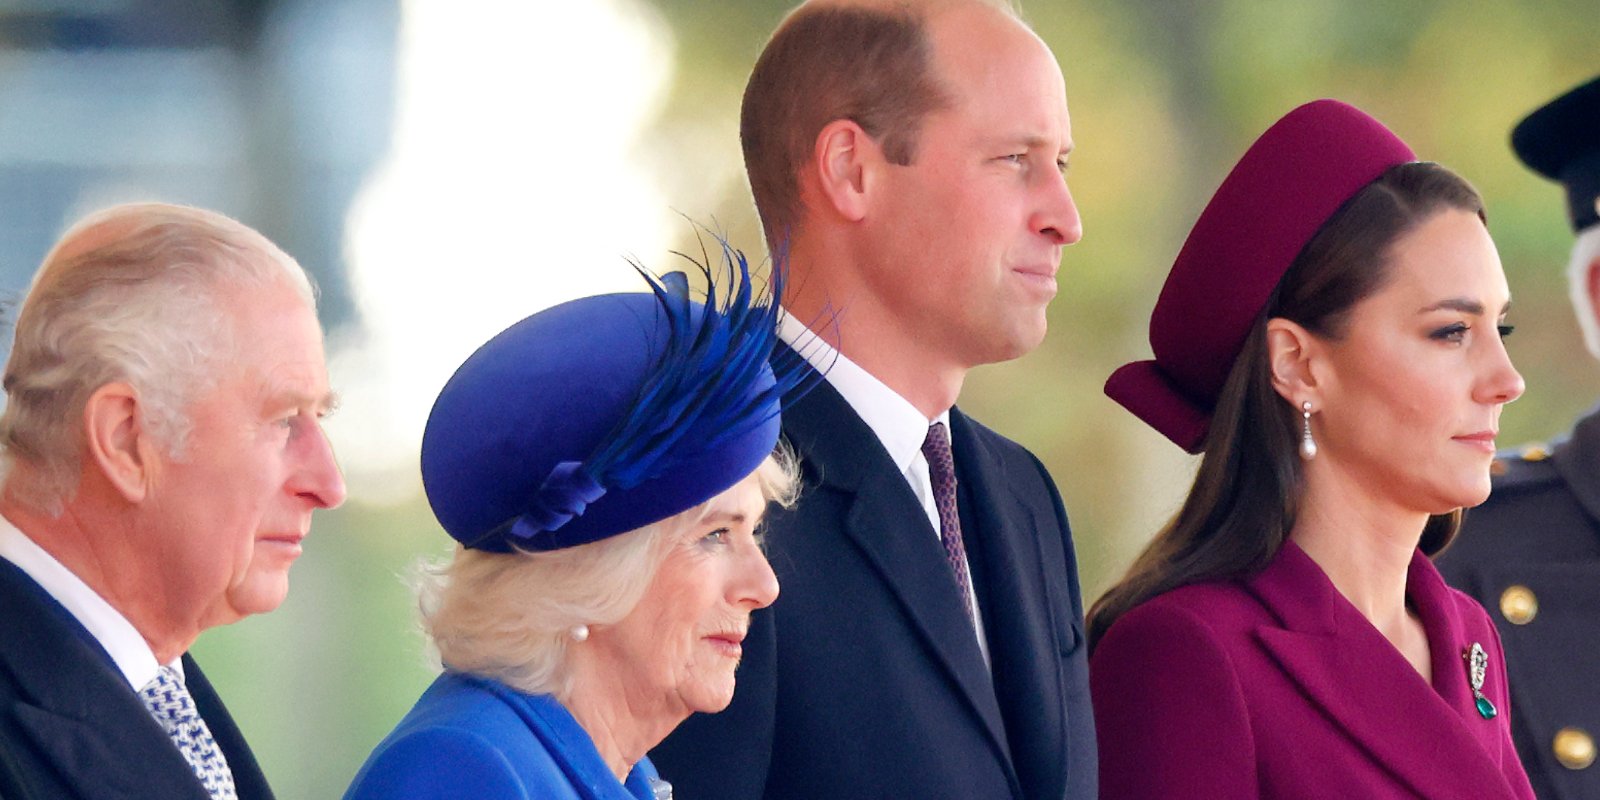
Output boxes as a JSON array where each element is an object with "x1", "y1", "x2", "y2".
[{"x1": 1426, "y1": 320, "x2": 1514, "y2": 344}]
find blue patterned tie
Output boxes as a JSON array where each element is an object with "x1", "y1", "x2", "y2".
[
  {"x1": 922, "y1": 422, "x2": 976, "y2": 628},
  {"x1": 137, "y1": 666, "x2": 238, "y2": 800}
]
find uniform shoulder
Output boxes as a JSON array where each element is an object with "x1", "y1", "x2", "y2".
[{"x1": 1484, "y1": 441, "x2": 1562, "y2": 495}]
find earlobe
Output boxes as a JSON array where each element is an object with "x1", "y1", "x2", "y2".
[
  {"x1": 83, "y1": 383, "x2": 148, "y2": 503},
  {"x1": 810, "y1": 119, "x2": 875, "y2": 223},
  {"x1": 1264, "y1": 318, "x2": 1319, "y2": 404}
]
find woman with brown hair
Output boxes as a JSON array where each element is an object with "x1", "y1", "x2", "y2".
[{"x1": 1090, "y1": 100, "x2": 1536, "y2": 799}]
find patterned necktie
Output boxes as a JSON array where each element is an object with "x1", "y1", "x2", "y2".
[
  {"x1": 922, "y1": 422, "x2": 976, "y2": 628},
  {"x1": 138, "y1": 666, "x2": 238, "y2": 800}
]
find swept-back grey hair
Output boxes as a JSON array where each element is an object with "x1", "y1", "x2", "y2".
[
  {"x1": 0, "y1": 202, "x2": 316, "y2": 514},
  {"x1": 419, "y1": 450, "x2": 798, "y2": 701}
]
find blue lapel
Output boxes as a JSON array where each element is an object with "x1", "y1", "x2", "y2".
[{"x1": 474, "y1": 679, "x2": 655, "y2": 800}]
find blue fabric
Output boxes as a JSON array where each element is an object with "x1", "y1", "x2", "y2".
[
  {"x1": 344, "y1": 673, "x2": 659, "y2": 800},
  {"x1": 422, "y1": 244, "x2": 815, "y2": 555}
]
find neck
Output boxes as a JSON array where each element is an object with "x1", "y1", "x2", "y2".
[
  {"x1": 782, "y1": 244, "x2": 965, "y2": 418},
  {"x1": 0, "y1": 486, "x2": 201, "y2": 663},
  {"x1": 1289, "y1": 466, "x2": 1425, "y2": 634},
  {"x1": 562, "y1": 665, "x2": 687, "y2": 782}
]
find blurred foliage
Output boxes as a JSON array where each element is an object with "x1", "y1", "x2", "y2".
[{"x1": 194, "y1": 1, "x2": 1600, "y2": 796}]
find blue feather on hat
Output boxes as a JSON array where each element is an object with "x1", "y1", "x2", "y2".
[{"x1": 421, "y1": 233, "x2": 823, "y2": 553}]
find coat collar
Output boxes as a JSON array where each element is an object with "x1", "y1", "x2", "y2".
[
  {"x1": 779, "y1": 376, "x2": 1021, "y2": 794},
  {"x1": 1247, "y1": 542, "x2": 1520, "y2": 799},
  {"x1": 466, "y1": 677, "x2": 657, "y2": 800},
  {"x1": 0, "y1": 560, "x2": 212, "y2": 800}
]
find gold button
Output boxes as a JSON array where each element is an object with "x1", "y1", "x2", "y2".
[
  {"x1": 1522, "y1": 444, "x2": 1550, "y2": 462},
  {"x1": 1490, "y1": 458, "x2": 1508, "y2": 476},
  {"x1": 1554, "y1": 728, "x2": 1597, "y2": 770},
  {"x1": 1499, "y1": 585, "x2": 1538, "y2": 625}
]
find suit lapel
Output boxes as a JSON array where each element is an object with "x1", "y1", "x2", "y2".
[
  {"x1": 184, "y1": 655, "x2": 275, "y2": 800},
  {"x1": 1249, "y1": 543, "x2": 1518, "y2": 799},
  {"x1": 782, "y1": 380, "x2": 1016, "y2": 783},
  {"x1": 0, "y1": 561, "x2": 210, "y2": 800},
  {"x1": 949, "y1": 411, "x2": 1067, "y2": 799}
]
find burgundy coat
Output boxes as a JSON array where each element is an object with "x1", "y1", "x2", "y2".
[{"x1": 1091, "y1": 541, "x2": 1535, "y2": 799}]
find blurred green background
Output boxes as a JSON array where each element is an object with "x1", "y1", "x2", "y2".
[{"x1": 1, "y1": 1, "x2": 1596, "y2": 796}]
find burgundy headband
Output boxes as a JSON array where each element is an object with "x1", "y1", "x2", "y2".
[{"x1": 1105, "y1": 99, "x2": 1416, "y2": 453}]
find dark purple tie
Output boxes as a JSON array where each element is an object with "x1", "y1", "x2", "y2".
[{"x1": 922, "y1": 422, "x2": 975, "y2": 628}]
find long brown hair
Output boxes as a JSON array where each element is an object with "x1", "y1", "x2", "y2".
[{"x1": 1087, "y1": 161, "x2": 1485, "y2": 652}]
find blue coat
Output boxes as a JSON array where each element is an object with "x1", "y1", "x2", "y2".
[
  {"x1": 652, "y1": 375, "x2": 1095, "y2": 799},
  {"x1": 344, "y1": 673, "x2": 663, "y2": 800}
]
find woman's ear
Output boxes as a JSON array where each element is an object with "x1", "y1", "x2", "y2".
[
  {"x1": 82, "y1": 382, "x2": 149, "y2": 503},
  {"x1": 807, "y1": 119, "x2": 879, "y2": 223},
  {"x1": 1265, "y1": 318, "x2": 1320, "y2": 405}
]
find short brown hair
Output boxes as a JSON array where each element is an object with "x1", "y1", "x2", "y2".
[{"x1": 741, "y1": 3, "x2": 953, "y2": 243}]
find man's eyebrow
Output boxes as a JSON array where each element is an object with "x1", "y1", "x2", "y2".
[{"x1": 265, "y1": 388, "x2": 341, "y2": 415}]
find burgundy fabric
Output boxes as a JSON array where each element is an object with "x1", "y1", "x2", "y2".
[
  {"x1": 1106, "y1": 99, "x2": 1416, "y2": 452},
  {"x1": 922, "y1": 422, "x2": 975, "y2": 629},
  {"x1": 1091, "y1": 541, "x2": 1536, "y2": 799}
]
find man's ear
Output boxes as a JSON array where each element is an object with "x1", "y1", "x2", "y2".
[
  {"x1": 808, "y1": 119, "x2": 879, "y2": 223},
  {"x1": 83, "y1": 382, "x2": 149, "y2": 503},
  {"x1": 1265, "y1": 318, "x2": 1321, "y2": 406}
]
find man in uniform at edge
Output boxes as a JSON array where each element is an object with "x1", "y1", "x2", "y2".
[
  {"x1": 0, "y1": 203, "x2": 347, "y2": 799},
  {"x1": 652, "y1": 1, "x2": 1093, "y2": 798},
  {"x1": 1438, "y1": 75, "x2": 1600, "y2": 800}
]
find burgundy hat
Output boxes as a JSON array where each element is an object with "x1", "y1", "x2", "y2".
[{"x1": 1105, "y1": 99, "x2": 1416, "y2": 453}]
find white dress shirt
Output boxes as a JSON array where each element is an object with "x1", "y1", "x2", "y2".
[
  {"x1": 780, "y1": 313, "x2": 989, "y2": 658},
  {"x1": 0, "y1": 512, "x2": 182, "y2": 691}
]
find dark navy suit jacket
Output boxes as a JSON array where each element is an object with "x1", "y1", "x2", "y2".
[
  {"x1": 652, "y1": 377, "x2": 1096, "y2": 799},
  {"x1": 0, "y1": 558, "x2": 275, "y2": 800}
]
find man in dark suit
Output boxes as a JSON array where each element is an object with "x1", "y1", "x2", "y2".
[
  {"x1": 1438, "y1": 75, "x2": 1600, "y2": 800},
  {"x1": 652, "y1": 2, "x2": 1094, "y2": 798},
  {"x1": 0, "y1": 203, "x2": 347, "y2": 800}
]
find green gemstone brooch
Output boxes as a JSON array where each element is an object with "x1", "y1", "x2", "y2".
[{"x1": 1464, "y1": 642, "x2": 1497, "y2": 720}]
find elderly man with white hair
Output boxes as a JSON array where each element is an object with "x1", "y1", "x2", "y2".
[
  {"x1": 0, "y1": 203, "x2": 347, "y2": 800},
  {"x1": 1438, "y1": 75, "x2": 1600, "y2": 800}
]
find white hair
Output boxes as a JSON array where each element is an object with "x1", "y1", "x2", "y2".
[
  {"x1": 418, "y1": 450, "x2": 798, "y2": 700},
  {"x1": 1568, "y1": 226, "x2": 1600, "y2": 360},
  {"x1": 0, "y1": 202, "x2": 316, "y2": 514}
]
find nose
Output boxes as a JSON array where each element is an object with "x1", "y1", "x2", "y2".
[
  {"x1": 1032, "y1": 171, "x2": 1082, "y2": 246},
  {"x1": 1477, "y1": 332, "x2": 1525, "y2": 406},
  {"x1": 733, "y1": 542, "x2": 780, "y2": 610},
  {"x1": 292, "y1": 421, "x2": 348, "y2": 509}
]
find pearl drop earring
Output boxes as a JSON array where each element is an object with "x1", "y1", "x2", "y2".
[
  {"x1": 1300, "y1": 401, "x2": 1318, "y2": 461},
  {"x1": 569, "y1": 624, "x2": 590, "y2": 643}
]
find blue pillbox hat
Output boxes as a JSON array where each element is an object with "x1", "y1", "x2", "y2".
[{"x1": 421, "y1": 247, "x2": 811, "y2": 552}]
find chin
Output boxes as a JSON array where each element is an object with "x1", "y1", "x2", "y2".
[{"x1": 228, "y1": 577, "x2": 291, "y2": 618}]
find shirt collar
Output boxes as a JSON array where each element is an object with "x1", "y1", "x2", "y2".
[
  {"x1": 779, "y1": 313, "x2": 950, "y2": 471},
  {"x1": 0, "y1": 512, "x2": 179, "y2": 690}
]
